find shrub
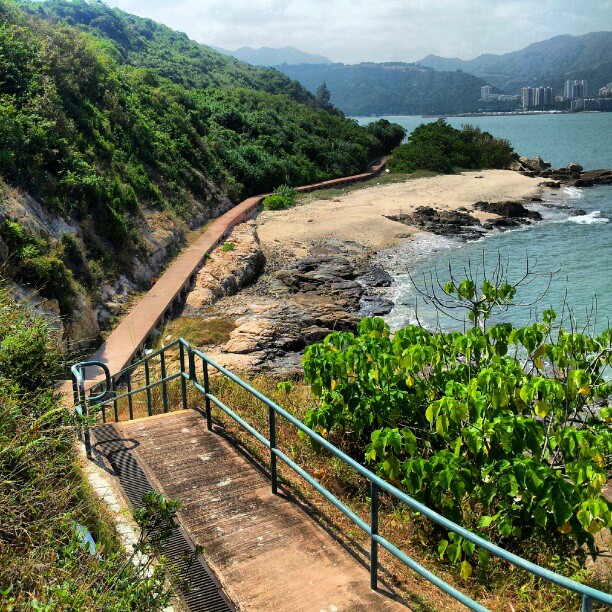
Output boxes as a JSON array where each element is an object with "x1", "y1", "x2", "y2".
[
  {"x1": 389, "y1": 119, "x2": 513, "y2": 174},
  {"x1": 221, "y1": 242, "x2": 236, "y2": 252},
  {"x1": 302, "y1": 275, "x2": 612, "y2": 576},
  {"x1": 0, "y1": 288, "x2": 179, "y2": 609},
  {"x1": 263, "y1": 184, "x2": 298, "y2": 211},
  {"x1": 0, "y1": 221, "x2": 78, "y2": 315},
  {"x1": 262, "y1": 194, "x2": 289, "y2": 211},
  {"x1": 0, "y1": 292, "x2": 61, "y2": 393},
  {"x1": 364, "y1": 118, "x2": 407, "y2": 152}
]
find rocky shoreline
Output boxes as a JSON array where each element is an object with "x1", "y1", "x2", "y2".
[
  {"x1": 177, "y1": 221, "x2": 395, "y2": 373},
  {"x1": 174, "y1": 164, "x2": 610, "y2": 374},
  {"x1": 510, "y1": 155, "x2": 612, "y2": 188}
]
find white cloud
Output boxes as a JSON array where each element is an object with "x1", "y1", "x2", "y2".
[{"x1": 103, "y1": 0, "x2": 612, "y2": 63}]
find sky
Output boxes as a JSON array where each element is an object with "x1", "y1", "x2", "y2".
[{"x1": 103, "y1": 0, "x2": 611, "y2": 63}]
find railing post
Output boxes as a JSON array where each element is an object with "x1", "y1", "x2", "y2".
[
  {"x1": 179, "y1": 342, "x2": 188, "y2": 411},
  {"x1": 582, "y1": 595, "x2": 592, "y2": 612},
  {"x1": 112, "y1": 377, "x2": 118, "y2": 422},
  {"x1": 269, "y1": 406, "x2": 278, "y2": 495},
  {"x1": 202, "y1": 358, "x2": 213, "y2": 430},
  {"x1": 188, "y1": 346, "x2": 197, "y2": 385},
  {"x1": 79, "y1": 379, "x2": 92, "y2": 460},
  {"x1": 126, "y1": 369, "x2": 134, "y2": 420},
  {"x1": 160, "y1": 351, "x2": 169, "y2": 413},
  {"x1": 144, "y1": 358, "x2": 153, "y2": 416},
  {"x1": 370, "y1": 481, "x2": 379, "y2": 591}
]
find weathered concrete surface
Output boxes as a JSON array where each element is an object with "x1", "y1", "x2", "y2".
[{"x1": 117, "y1": 410, "x2": 408, "y2": 611}]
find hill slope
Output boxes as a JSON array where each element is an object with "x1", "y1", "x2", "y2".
[
  {"x1": 215, "y1": 45, "x2": 333, "y2": 66},
  {"x1": 419, "y1": 32, "x2": 612, "y2": 93},
  {"x1": 17, "y1": 0, "x2": 313, "y2": 103},
  {"x1": 274, "y1": 62, "x2": 489, "y2": 116},
  {"x1": 0, "y1": 1, "x2": 385, "y2": 350}
]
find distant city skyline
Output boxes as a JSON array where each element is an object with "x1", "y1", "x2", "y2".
[{"x1": 103, "y1": 0, "x2": 611, "y2": 64}]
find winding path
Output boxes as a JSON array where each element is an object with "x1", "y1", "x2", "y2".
[{"x1": 86, "y1": 159, "x2": 387, "y2": 379}]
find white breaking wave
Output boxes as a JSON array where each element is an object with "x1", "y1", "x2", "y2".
[
  {"x1": 566, "y1": 210, "x2": 609, "y2": 225},
  {"x1": 563, "y1": 186, "x2": 585, "y2": 199}
]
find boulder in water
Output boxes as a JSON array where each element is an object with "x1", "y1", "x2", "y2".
[{"x1": 473, "y1": 200, "x2": 542, "y2": 220}]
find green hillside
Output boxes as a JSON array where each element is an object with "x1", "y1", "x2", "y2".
[
  {"x1": 0, "y1": 0, "x2": 385, "y2": 329},
  {"x1": 274, "y1": 62, "x2": 489, "y2": 116},
  {"x1": 17, "y1": 0, "x2": 313, "y2": 103}
]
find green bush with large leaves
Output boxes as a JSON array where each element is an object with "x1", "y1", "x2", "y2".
[{"x1": 303, "y1": 293, "x2": 611, "y2": 573}]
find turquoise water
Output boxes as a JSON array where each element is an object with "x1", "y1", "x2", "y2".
[
  {"x1": 354, "y1": 114, "x2": 612, "y2": 332},
  {"x1": 355, "y1": 113, "x2": 612, "y2": 169}
]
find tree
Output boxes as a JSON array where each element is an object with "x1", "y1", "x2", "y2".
[{"x1": 315, "y1": 81, "x2": 333, "y2": 111}]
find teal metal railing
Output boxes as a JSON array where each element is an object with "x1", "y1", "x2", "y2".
[{"x1": 71, "y1": 339, "x2": 612, "y2": 612}]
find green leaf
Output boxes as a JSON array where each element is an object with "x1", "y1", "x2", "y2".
[
  {"x1": 576, "y1": 508, "x2": 591, "y2": 530},
  {"x1": 425, "y1": 404, "x2": 435, "y2": 424},
  {"x1": 436, "y1": 414, "x2": 449, "y2": 436},
  {"x1": 478, "y1": 515, "x2": 495, "y2": 528},
  {"x1": 446, "y1": 542, "x2": 461, "y2": 563},
  {"x1": 552, "y1": 495, "x2": 573, "y2": 526},
  {"x1": 477, "y1": 549, "x2": 490, "y2": 568},
  {"x1": 438, "y1": 539, "x2": 449, "y2": 560},
  {"x1": 534, "y1": 507, "x2": 548, "y2": 528},
  {"x1": 382, "y1": 455, "x2": 401, "y2": 481},
  {"x1": 460, "y1": 560, "x2": 473, "y2": 580}
]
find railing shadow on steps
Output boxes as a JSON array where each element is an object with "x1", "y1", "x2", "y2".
[{"x1": 71, "y1": 339, "x2": 612, "y2": 612}]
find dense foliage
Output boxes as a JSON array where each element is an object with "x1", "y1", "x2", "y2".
[
  {"x1": 0, "y1": 289, "x2": 177, "y2": 609},
  {"x1": 0, "y1": 220, "x2": 83, "y2": 315},
  {"x1": 17, "y1": 0, "x2": 313, "y2": 103},
  {"x1": 274, "y1": 62, "x2": 489, "y2": 116},
  {"x1": 302, "y1": 279, "x2": 612, "y2": 576},
  {"x1": 388, "y1": 120, "x2": 513, "y2": 174},
  {"x1": 363, "y1": 119, "x2": 407, "y2": 155},
  {"x1": 0, "y1": 1, "x2": 392, "y2": 301}
]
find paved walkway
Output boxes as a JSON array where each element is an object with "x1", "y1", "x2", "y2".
[
  {"x1": 112, "y1": 409, "x2": 408, "y2": 611},
  {"x1": 77, "y1": 159, "x2": 385, "y2": 382}
]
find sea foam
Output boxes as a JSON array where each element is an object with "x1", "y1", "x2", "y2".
[{"x1": 566, "y1": 210, "x2": 609, "y2": 225}]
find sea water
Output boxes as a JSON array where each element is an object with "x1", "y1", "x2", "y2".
[{"x1": 353, "y1": 114, "x2": 612, "y2": 332}]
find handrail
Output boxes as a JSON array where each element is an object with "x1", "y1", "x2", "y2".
[
  {"x1": 70, "y1": 340, "x2": 612, "y2": 610},
  {"x1": 192, "y1": 348, "x2": 611, "y2": 611},
  {"x1": 71, "y1": 360, "x2": 112, "y2": 457}
]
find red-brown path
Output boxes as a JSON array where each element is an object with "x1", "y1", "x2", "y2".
[{"x1": 74, "y1": 159, "x2": 386, "y2": 383}]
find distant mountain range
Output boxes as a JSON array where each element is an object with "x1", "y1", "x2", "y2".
[
  {"x1": 274, "y1": 32, "x2": 611, "y2": 116},
  {"x1": 418, "y1": 32, "x2": 612, "y2": 94},
  {"x1": 213, "y1": 46, "x2": 333, "y2": 66},
  {"x1": 274, "y1": 63, "x2": 489, "y2": 116}
]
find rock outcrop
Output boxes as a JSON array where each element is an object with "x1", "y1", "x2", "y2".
[
  {"x1": 509, "y1": 155, "x2": 612, "y2": 188},
  {"x1": 386, "y1": 206, "x2": 483, "y2": 239},
  {"x1": 183, "y1": 221, "x2": 265, "y2": 315},
  {"x1": 0, "y1": 176, "x2": 235, "y2": 349},
  {"x1": 473, "y1": 200, "x2": 542, "y2": 220}
]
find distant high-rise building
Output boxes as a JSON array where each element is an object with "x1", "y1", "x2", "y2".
[
  {"x1": 521, "y1": 87, "x2": 535, "y2": 110},
  {"x1": 599, "y1": 84, "x2": 612, "y2": 97},
  {"x1": 480, "y1": 85, "x2": 493, "y2": 101},
  {"x1": 544, "y1": 87, "x2": 553, "y2": 106},
  {"x1": 564, "y1": 80, "x2": 587, "y2": 100}
]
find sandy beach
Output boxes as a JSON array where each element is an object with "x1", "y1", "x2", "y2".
[{"x1": 256, "y1": 170, "x2": 541, "y2": 253}]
